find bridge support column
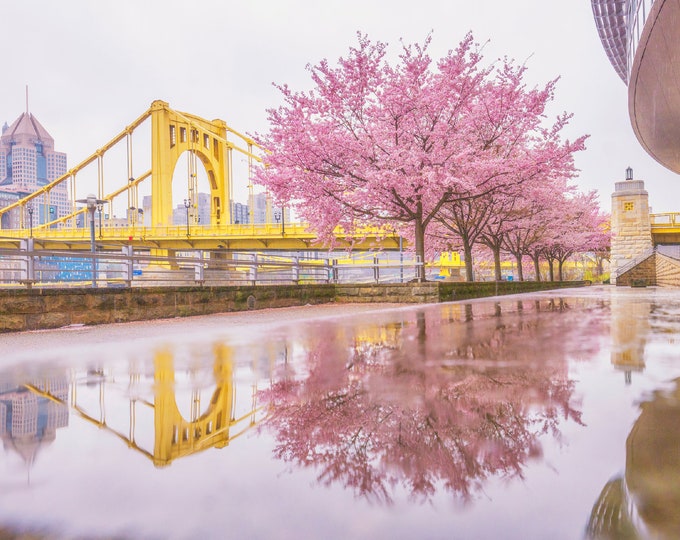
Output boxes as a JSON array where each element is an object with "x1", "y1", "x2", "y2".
[{"x1": 611, "y1": 171, "x2": 653, "y2": 284}]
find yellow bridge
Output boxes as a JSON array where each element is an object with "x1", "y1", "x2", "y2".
[
  {"x1": 0, "y1": 100, "x2": 401, "y2": 252},
  {"x1": 650, "y1": 213, "x2": 680, "y2": 244}
]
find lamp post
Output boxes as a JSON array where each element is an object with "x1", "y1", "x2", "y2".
[
  {"x1": 26, "y1": 202, "x2": 33, "y2": 238},
  {"x1": 97, "y1": 203, "x2": 103, "y2": 238},
  {"x1": 76, "y1": 194, "x2": 107, "y2": 287},
  {"x1": 274, "y1": 208, "x2": 285, "y2": 236},
  {"x1": 184, "y1": 199, "x2": 191, "y2": 237}
]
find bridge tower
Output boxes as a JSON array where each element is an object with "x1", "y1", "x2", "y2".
[
  {"x1": 610, "y1": 167, "x2": 653, "y2": 284},
  {"x1": 150, "y1": 100, "x2": 231, "y2": 227},
  {"x1": 153, "y1": 344, "x2": 235, "y2": 467}
]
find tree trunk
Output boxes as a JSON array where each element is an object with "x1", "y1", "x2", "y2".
[
  {"x1": 558, "y1": 259, "x2": 564, "y2": 282},
  {"x1": 532, "y1": 254, "x2": 541, "y2": 282},
  {"x1": 547, "y1": 258, "x2": 555, "y2": 282},
  {"x1": 493, "y1": 246, "x2": 502, "y2": 281},
  {"x1": 515, "y1": 254, "x2": 524, "y2": 281},
  {"x1": 463, "y1": 241, "x2": 474, "y2": 282},
  {"x1": 414, "y1": 217, "x2": 426, "y2": 282}
]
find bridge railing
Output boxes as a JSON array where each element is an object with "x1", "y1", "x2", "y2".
[
  {"x1": 0, "y1": 244, "x2": 428, "y2": 289},
  {"x1": 650, "y1": 212, "x2": 680, "y2": 227}
]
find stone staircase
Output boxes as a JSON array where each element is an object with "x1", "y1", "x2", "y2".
[{"x1": 617, "y1": 246, "x2": 680, "y2": 287}]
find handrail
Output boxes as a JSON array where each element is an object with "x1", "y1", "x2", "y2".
[
  {"x1": 650, "y1": 212, "x2": 680, "y2": 227},
  {"x1": 617, "y1": 246, "x2": 655, "y2": 276},
  {"x1": 0, "y1": 246, "x2": 425, "y2": 289}
]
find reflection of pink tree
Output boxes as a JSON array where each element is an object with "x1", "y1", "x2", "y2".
[{"x1": 261, "y1": 307, "x2": 584, "y2": 503}]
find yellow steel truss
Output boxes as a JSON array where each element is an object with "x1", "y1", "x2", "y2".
[{"x1": 0, "y1": 99, "x2": 406, "y2": 251}]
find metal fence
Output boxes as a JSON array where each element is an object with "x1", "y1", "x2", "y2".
[{"x1": 0, "y1": 241, "x2": 428, "y2": 289}]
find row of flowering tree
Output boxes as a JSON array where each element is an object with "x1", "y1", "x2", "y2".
[{"x1": 255, "y1": 33, "x2": 606, "y2": 281}]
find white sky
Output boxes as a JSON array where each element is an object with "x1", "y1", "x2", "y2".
[{"x1": 1, "y1": 0, "x2": 676, "y2": 214}]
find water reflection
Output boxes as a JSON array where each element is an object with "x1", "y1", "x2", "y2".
[
  {"x1": 261, "y1": 298, "x2": 596, "y2": 503},
  {"x1": 4, "y1": 289, "x2": 680, "y2": 538},
  {"x1": 586, "y1": 379, "x2": 680, "y2": 540},
  {"x1": 1, "y1": 345, "x2": 265, "y2": 469},
  {"x1": 0, "y1": 375, "x2": 68, "y2": 478},
  {"x1": 611, "y1": 294, "x2": 649, "y2": 384}
]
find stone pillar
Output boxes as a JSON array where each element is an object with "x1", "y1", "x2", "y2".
[{"x1": 611, "y1": 171, "x2": 653, "y2": 284}]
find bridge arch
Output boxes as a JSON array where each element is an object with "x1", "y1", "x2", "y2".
[
  {"x1": 153, "y1": 344, "x2": 234, "y2": 467},
  {"x1": 150, "y1": 100, "x2": 231, "y2": 227}
]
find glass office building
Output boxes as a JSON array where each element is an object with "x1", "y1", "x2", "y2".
[{"x1": 592, "y1": 0, "x2": 680, "y2": 174}]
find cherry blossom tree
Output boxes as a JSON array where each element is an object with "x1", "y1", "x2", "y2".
[
  {"x1": 424, "y1": 59, "x2": 586, "y2": 281},
  {"x1": 256, "y1": 34, "x2": 485, "y2": 281},
  {"x1": 490, "y1": 175, "x2": 574, "y2": 281},
  {"x1": 540, "y1": 191, "x2": 609, "y2": 281},
  {"x1": 255, "y1": 33, "x2": 585, "y2": 281}
]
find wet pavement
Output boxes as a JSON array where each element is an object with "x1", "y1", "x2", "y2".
[{"x1": 0, "y1": 286, "x2": 679, "y2": 539}]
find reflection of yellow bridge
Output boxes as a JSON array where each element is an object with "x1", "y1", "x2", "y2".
[
  {"x1": 25, "y1": 345, "x2": 265, "y2": 467},
  {"x1": 0, "y1": 100, "x2": 400, "y2": 252}
]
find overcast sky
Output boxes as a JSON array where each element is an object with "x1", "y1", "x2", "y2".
[{"x1": 1, "y1": 0, "x2": 676, "y2": 213}]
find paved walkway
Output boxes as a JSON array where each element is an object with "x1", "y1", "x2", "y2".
[{"x1": 0, "y1": 303, "x2": 403, "y2": 355}]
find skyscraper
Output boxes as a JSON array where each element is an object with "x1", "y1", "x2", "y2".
[{"x1": 0, "y1": 109, "x2": 68, "y2": 228}]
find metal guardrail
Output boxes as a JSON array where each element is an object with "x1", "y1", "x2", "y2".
[
  {"x1": 0, "y1": 242, "x2": 428, "y2": 289},
  {"x1": 650, "y1": 212, "x2": 680, "y2": 227}
]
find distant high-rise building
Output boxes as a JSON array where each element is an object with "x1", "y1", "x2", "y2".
[
  {"x1": 232, "y1": 201, "x2": 249, "y2": 224},
  {"x1": 171, "y1": 192, "x2": 212, "y2": 226},
  {"x1": 252, "y1": 192, "x2": 268, "y2": 224},
  {"x1": 0, "y1": 110, "x2": 68, "y2": 228}
]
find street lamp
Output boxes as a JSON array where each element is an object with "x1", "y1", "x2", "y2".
[
  {"x1": 184, "y1": 199, "x2": 191, "y2": 237},
  {"x1": 76, "y1": 194, "x2": 107, "y2": 287},
  {"x1": 97, "y1": 203, "x2": 103, "y2": 238},
  {"x1": 26, "y1": 202, "x2": 33, "y2": 238},
  {"x1": 274, "y1": 208, "x2": 286, "y2": 236}
]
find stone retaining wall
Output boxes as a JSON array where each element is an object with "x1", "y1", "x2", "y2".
[
  {"x1": 335, "y1": 283, "x2": 440, "y2": 303},
  {"x1": 0, "y1": 285, "x2": 335, "y2": 333},
  {"x1": 616, "y1": 253, "x2": 657, "y2": 287},
  {"x1": 656, "y1": 253, "x2": 680, "y2": 287},
  {"x1": 0, "y1": 281, "x2": 589, "y2": 333}
]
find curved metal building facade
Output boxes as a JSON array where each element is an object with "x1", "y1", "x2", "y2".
[{"x1": 592, "y1": 0, "x2": 680, "y2": 174}]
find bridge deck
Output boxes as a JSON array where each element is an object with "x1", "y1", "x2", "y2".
[{"x1": 0, "y1": 222, "x2": 402, "y2": 251}]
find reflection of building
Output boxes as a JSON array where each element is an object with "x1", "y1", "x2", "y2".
[
  {"x1": 592, "y1": 0, "x2": 680, "y2": 173},
  {"x1": 0, "y1": 378, "x2": 69, "y2": 469},
  {"x1": 586, "y1": 379, "x2": 680, "y2": 538},
  {"x1": 610, "y1": 293, "x2": 648, "y2": 383},
  {"x1": 0, "y1": 109, "x2": 69, "y2": 228}
]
